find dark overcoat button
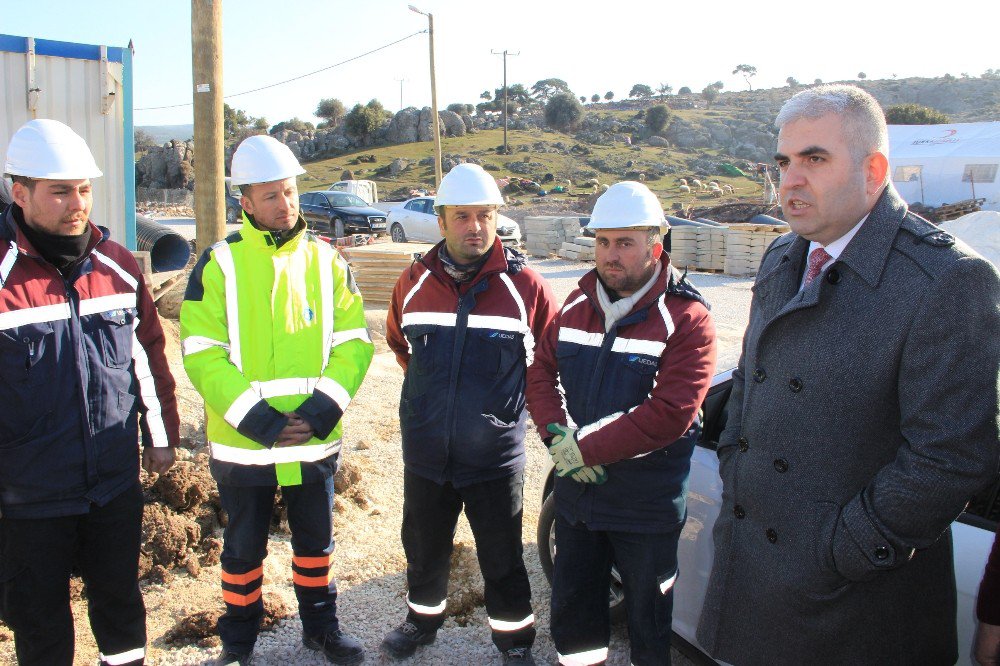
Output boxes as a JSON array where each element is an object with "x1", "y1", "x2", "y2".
[
  {"x1": 874, "y1": 545, "x2": 890, "y2": 560},
  {"x1": 788, "y1": 377, "x2": 803, "y2": 392},
  {"x1": 734, "y1": 505, "x2": 746, "y2": 519},
  {"x1": 773, "y1": 459, "x2": 788, "y2": 473},
  {"x1": 826, "y1": 269, "x2": 841, "y2": 284},
  {"x1": 738, "y1": 437, "x2": 749, "y2": 452},
  {"x1": 766, "y1": 528, "x2": 778, "y2": 543},
  {"x1": 752, "y1": 368, "x2": 767, "y2": 383}
]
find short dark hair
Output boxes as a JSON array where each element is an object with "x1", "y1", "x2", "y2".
[
  {"x1": 239, "y1": 183, "x2": 253, "y2": 196},
  {"x1": 10, "y1": 175, "x2": 36, "y2": 192}
]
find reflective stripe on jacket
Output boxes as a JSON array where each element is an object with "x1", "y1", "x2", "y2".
[
  {"x1": 386, "y1": 239, "x2": 557, "y2": 486},
  {"x1": 0, "y1": 206, "x2": 180, "y2": 518},
  {"x1": 180, "y1": 216, "x2": 373, "y2": 487},
  {"x1": 526, "y1": 255, "x2": 717, "y2": 531}
]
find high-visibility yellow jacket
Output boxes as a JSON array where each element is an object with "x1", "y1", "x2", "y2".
[{"x1": 180, "y1": 216, "x2": 373, "y2": 486}]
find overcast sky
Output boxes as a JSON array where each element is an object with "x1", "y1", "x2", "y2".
[{"x1": 3, "y1": 0, "x2": 996, "y2": 127}]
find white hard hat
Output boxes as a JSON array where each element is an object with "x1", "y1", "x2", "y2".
[
  {"x1": 434, "y1": 163, "x2": 504, "y2": 207},
  {"x1": 586, "y1": 181, "x2": 668, "y2": 231},
  {"x1": 4, "y1": 119, "x2": 102, "y2": 180},
  {"x1": 230, "y1": 135, "x2": 305, "y2": 186}
]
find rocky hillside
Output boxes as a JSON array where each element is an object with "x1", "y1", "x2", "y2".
[{"x1": 135, "y1": 75, "x2": 1000, "y2": 192}]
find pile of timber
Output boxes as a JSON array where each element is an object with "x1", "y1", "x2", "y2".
[{"x1": 340, "y1": 242, "x2": 432, "y2": 306}]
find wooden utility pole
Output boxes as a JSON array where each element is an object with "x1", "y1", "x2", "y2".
[
  {"x1": 492, "y1": 49, "x2": 519, "y2": 155},
  {"x1": 191, "y1": 0, "x2": 225, "y2": 255},
  {"x1": 410, "y1": 5, "x2": 442, "y2": 187},
  {"x1": 427, "y1": 13, "x2": 443, "y2": 187}
]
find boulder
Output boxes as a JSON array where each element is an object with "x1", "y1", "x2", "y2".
[
  {"x1": 648, "y1": 135, "x2": 670, "y2": 147},
  {"x1": 389, "y1": 158, "x2": 410, "y2": 177},
  {"x1": 386, "y1": 107, "x2": 421, "y2": 144},
  {"x1": 439, "y1": 110, "x2": 466, "y2": 137}
]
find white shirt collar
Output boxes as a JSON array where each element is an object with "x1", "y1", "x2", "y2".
[{"x1": 800, "y1": 214, "x2": 868, "y2": 290}]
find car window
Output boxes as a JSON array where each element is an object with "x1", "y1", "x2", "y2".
[
  {"x1": 300, "y1": 193, "x2": 314, "y2": 206},
  {"x1": 329, "y1": 193, "x2": 367, "y2": 207},
  {"x1": 404, "y1": 200, "x2": 420, "y2": 212},
  {"x1": 419, "y1": 199, "x2": 434, "y2": 215}
]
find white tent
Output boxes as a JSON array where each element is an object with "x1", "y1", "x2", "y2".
[
  {"x1": 940, "y1": 211, "x2": 1000, "y2": 268},
  {"x1": 888, "y1": 122, "x2": 1000, "y2": 212}
]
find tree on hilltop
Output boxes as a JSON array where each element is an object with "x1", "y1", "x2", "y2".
[
  {"x1": 531, "y1": 78, "x2": 572, "y2": 102},
  {"x1": 591, "y1": 94, "x2": 601, "y2": 103},
  {"x1": 604, "y1": 91, "x2": 614, "y2": 101},
  {"x1": 858, "y1": 72, "x2": 867, "y2": 79},
  {"x1": 884, "y1": 104, "x2": 949, "y2": 125},
  {"x1": 544, "y1": 93, "x2": 585, "y2": 131},
  {"x1": 224, "y1": 103, "x2": 268, "y2": 141},
  {"x1": 315, "y1": 98, "x2": 346, "y2": 126},
  {"x1": 344, "y1": 99, "x2": 391, "y2": 140},
  {"x1": 701, "y1": 82, "x2": 723, "y2": 108},
  {"x1": 630, "y1": 84, "x2": 654, "y2": 99},
  {"x1": 732, "y1": 64, "x2": 757, "y2": 91}
]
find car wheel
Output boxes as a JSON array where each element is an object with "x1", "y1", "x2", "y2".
[
  {"x1": 391, "y1": 223, "x2": 407, "y2": 243},
  {"x1": 333, "y1": 218, "x2": 346, "y2": 239},
  {"x1": 537, "y1": 492, "x2": 627, "y2": 623}
]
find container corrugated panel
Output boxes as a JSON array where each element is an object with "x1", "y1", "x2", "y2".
[{"x1": 0, "y1": 34, "x2": 134, "y2": 248}]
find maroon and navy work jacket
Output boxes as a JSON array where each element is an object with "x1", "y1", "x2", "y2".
[
  {"x1": 0, "y1": 205, "x2": 179, "y2": 518},
  {"x1": 527, "y1": 255, "x2": 717, "y2": 532},
  {"x1": 386, "y1": 239, "x2": 557, "y2": 487}
]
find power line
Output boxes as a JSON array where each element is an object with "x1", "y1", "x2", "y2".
[{"x1": 136, "y1": 30, "x2": 427, "y2": 111}]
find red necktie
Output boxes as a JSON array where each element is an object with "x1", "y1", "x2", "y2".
[{"x1": 804, "y1": 247, "x2": 832, "y2": 286}]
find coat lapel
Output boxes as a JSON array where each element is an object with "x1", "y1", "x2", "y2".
[{"x1": 753, "y1": 235, "x2": 808, "y2": 322}]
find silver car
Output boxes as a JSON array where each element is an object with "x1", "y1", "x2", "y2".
[
  {"x1": 387, "y1": 196, "x2": 522, "y2": 246},
  {"x1": 537, "y1": 369, "x2": 994, "y2": 664}
]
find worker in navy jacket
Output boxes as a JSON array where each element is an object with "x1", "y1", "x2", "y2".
[
  {"x1": 526, "y1": 182, "x2": 716, "y2": 666},
  {"x1": 0, "y1": 119, "x2": 179, "y2": 665},
  {"x1": 383, "y1": 164, "x2": 557, "y2": 664}
]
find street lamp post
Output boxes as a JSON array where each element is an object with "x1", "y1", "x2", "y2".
[{"x1": 409, "y1": 5, "x2": 443, "y2": 188}]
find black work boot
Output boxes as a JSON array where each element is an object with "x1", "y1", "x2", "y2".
[
  {"x1": 303, "y1": 628, "x2": 365, "y2": 665},
  {"x1": 380, "y1": 620, "x2": 438, "y2": 660},
  {"x1": 215, "y1": 650, "x2": 253, "y2": 666},
  {"x1": 501, "y1": 647, "x2": 536, "y2": 664}
]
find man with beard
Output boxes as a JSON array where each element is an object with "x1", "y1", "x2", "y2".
[
  {"x1": 526, "y1": 181, "x2": 716, "y2": 666},
  {"x1": 0, "y1": 119, "x2": 179, "y2": 665},
  {"x1": 697, "y1": 84, "x2": 1000, "y2": 665},
  {"x1": 383, "y1": 163, "x2": 557, "y2": 664}
]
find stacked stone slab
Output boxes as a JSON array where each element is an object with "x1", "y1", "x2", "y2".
[
  {"x1": 668, "y1": 227, "x2": 698, "y2": 270},
  {"x1": 724, "y1": 223, "x2": 787, "y2": 276},
  {"x1": 558, "y1": 235, "x2": 596, "y2": 261},
  {"x1": 524, "y1": 216, "x2": 586, "y2": 258},
  {"x1": 696, "y1": 227, "x2": 727, "y2": 271}
]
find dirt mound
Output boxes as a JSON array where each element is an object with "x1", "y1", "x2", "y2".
[
  {"x1": 155, "y1": 460, "x2": 219, "y2": 513},
  {"x1": 334, "y1": 458, "x2": 372, "y2": 509},
  {"x1": 141, "y1": 503, "x2": 201, "y2": 572},
  {"x1": 446, "y1": 541, "x2": 485, "y2": 626},
  {"x1": 164, "y1": 595, "x2": 291, "y2": 648}
]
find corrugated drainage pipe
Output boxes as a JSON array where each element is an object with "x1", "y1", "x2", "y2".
[{"x1": 136, "y1": 215, "x2": 192, "y2": 271}]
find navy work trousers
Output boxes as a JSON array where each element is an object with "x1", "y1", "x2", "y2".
[
  {"x1": 0, "y1": 482, "x2": 146, "y2": 666},
  {"x1": 401, "y1": 470, "x2": 535, "y2": 652},
  {"x1": 218, "y1": 476, "x2": 340, "y2": 655},
  {"x1": 552, "y1": 513, "x2": 682, "y2": 666}
]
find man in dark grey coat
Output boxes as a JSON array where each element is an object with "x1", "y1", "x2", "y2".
[{"x1": 697, "y1": 84, "x2": 1000, "y2": 665}]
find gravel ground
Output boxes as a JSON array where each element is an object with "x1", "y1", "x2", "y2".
[{"x1": 0, "y1": 256, "x2": 751, "y2": 666}]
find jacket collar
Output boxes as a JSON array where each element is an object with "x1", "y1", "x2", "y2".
[
  {"x1": 2, "y1": 203, "x2": 105, "y2": 260},
  {"x1": 579, "y1": 252, "x2": 679, "y2": 317},
  {"x1": 238, "y1": 212, "x2": 308, "y2": 251},
  {"x1": 757, "y1": 184, "x2": 907, "y2": 291},
  {"x1": 421, "y1": 236, "x2": 512, "y2": 283}
]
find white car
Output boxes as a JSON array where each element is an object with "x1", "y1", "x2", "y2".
[
  {"x1": 387, "y1": 196, "x2": 522, "y2": 246},
  {"x1": 537, "y1": 370, "x2": 994, "y2": 664}
]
